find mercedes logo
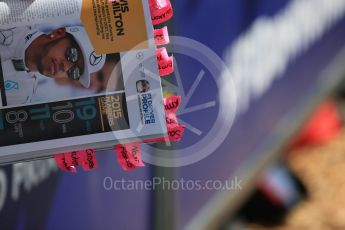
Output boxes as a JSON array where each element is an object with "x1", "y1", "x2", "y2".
[{"x1": 89, "y1": 51, "x2": 103, "y2": 66}]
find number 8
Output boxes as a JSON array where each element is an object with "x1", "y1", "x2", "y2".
[{"x1": 6, "y1": 110, "x2": 28, "y2": 124}]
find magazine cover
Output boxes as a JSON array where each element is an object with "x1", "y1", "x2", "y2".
[{"x1": 0, "y1": 0, "x2": 167, "y2": 163}]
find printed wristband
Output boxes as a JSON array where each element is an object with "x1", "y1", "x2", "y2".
[
  {"x1": 149, "y1": 0, "x2": 173, "y2": 25},
  {"x1": 154, "y1": 26, "x2": 170, "y2": 46},
  {"x1": 156, "y1": 47, "x2": 170, "y2": 62},
  {"x1": 77, "y1": 149, "x2": 99, "y2": 171},
  {"x1": 158, "y1": 56, "x2": 174, "y2": 76},
  {"x1": 54, "y1": 149, "x2": 98, "y2": 172},
  {"x1": 115, "y1": 143, "x2": 145, "y2": 171},
  {"x1": 164, "y1": 95, "x2": 181, "y2": 114},
  {"x1": 54, "y1": 154, "x2": 77, "y2": 173}
]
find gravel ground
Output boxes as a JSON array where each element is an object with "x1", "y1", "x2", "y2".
[{"x1": 246, "y1": 129, "x2": 345, "y2": 230}]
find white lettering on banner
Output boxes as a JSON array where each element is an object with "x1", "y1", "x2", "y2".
[
  {"x1": 220, "y1": 0, "x2": 345, "y2": 114},
  {"x1": 11, "y1": 159, "x2": 58, "y2": 201}
]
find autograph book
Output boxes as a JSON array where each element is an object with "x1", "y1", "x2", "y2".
[{"x1": 0, "y1": 0, "x2": 167, "y2": 164}]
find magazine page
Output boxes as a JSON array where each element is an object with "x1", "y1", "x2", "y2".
[{"x1": 0, "y1": 0, "x2": 167, "y2": 161}]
